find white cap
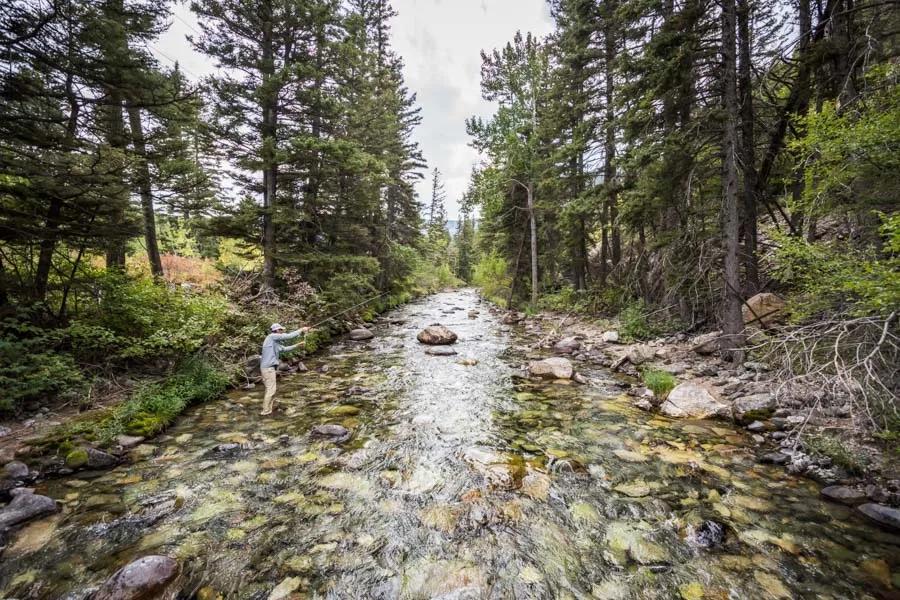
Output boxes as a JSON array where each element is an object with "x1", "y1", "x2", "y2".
[{"x1": 270, "y1": 323, "x2": 285, "y2": 332}]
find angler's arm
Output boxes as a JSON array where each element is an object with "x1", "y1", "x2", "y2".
[{"x1": 271, "y1": 328, "x2": 306, "y2": 341}]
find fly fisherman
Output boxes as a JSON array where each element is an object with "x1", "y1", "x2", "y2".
[{"x1": 260, "y1": 323, "x2": 309, "y2": 415}]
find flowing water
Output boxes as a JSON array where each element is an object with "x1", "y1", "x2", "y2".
[{"x1": 2, "y1": 290, "x2": 898, "y2": 599}]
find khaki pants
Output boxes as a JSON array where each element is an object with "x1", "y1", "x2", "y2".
[{"x1": 261, "y1": 367, "x2": 278, "y2": 414}]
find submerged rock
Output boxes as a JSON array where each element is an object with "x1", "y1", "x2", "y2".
[
  {"x1": 857, "y1": 503, "x2": 900, "y2": 532},
  {"x1": 0, "y1": 490, "x2": 56, "y2": 529},
  {"x1": 687, "y1": 520, "x2": 727, "y2": 548},
  {"x1": 94, "y1": 555, "x2": 180, "y2": 600},
  {"x1": 528, "y1": 357, "x2": 574, "y2": 380},
  {"x1": 417, "y1": 324, "x2": 458, "y2": 345},
  {"x1": 821, "y1": 485, "x2": 867, "y2": 506},
  {"x1": 348, "y1": 328, "x2": 374, "y2": 341},
  {"x1": 659, "y1": 383, "x2": 728, "y2": 419},
  {"x1": 425, "y1": 346, "x2": 458, "y2": 356},
  {"x1": 310, "y1": 424, "x2": 351, "y2": 443}
]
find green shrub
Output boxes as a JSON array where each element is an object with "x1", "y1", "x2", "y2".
[
  {"x1": 642, "y1": 369, "x2": 676, "y2": 399},
  {"x1": 0, "y1": 310, "x2": 85, "y2": 412},
  {"x1": 73, "y1": 272, "x2": 228, "y2": 362},
  {"x1": 772, "y1": 214, "x2": 900, "y2": 319},
  {"x1": 538, "y1": 286, "x2": 589, "y2": 312},
  {"x1": 620, "y1": 301, "x2": 656, "y2": 341},
  {"x1": 473, "y1": 251, "x2": 511, "y2": 306},
  {"x1": 803, "y1": 433, "x2": 870, "y2": 475}
]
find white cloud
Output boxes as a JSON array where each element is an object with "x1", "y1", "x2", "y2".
[{"x1": 153, "y1": 0, "x2": 555, "y2": 220}]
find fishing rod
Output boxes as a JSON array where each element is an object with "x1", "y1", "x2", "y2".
[{"x1": 302, "y1": 290, "x2": 392, "y2": 332}]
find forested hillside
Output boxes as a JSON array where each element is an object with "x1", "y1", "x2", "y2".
[
  {"x1": 0, "y1": 0, "x2": 460, "y2": 430},
  {"x1": 464, "y1": 0, "x2": 898, "y2": 435}
]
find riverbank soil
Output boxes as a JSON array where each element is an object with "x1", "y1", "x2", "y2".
[{"x1": 0, "y1": 290, "x2": 898, "y2": 598}]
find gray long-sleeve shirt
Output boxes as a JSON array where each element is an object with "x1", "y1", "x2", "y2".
[{"x1": 261, "y1": 330, "x2": 302, "y2": 369}]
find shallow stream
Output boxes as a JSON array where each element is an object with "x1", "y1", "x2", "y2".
[{"x1": 1, "y1": 290, "x2": 898, "y2": 599}]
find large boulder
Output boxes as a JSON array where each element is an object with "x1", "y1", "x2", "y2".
[
  {"x1": 732, "y1": 393, "x2": 776, "y2": 424},
  {"x1": 857, "y1": 503, "x2": 900, "y2": 532},
  {"x1": 348, "y1": 328, "x2": 374, "y2": 341},
  {"x1": 553, "y1": 337, "x2": 581, "y2": 355},
  {"x1": 691, "y1": 331, "x2": 722, "y2": 355},
  {"x1": 528, "y1": 357, "x2": 574, "y2": 380},
  {"x1": 244, "y1": 354, "x2": 262, "y2": 377},
  {"x1": 660, "y1": 383, "x2": 729, "y2": 419},
  {"x1": 0, "y1": 490, "x2": 56, "y2": 529},
  {"x1": 417, "y1": 325, "x2": 458, "y2": 345},
  {"x1": 742, "y1": 293, "x2": 785, "y2": 326},
  {"x1": 94, "y1": 555, "x2": 180, "y2": 600},
  {"x1": 626, "y1": 344, "x2": 655, "y2": 366}
]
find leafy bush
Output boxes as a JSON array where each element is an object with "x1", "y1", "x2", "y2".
[
  {"x1": 772, "y1": 214, "x2": 900, "y2": 319},
  {"x1": 642, "y1": 369, "x2": 676, "y2": 399},
  {"x1": 620, "y1": 300, "x2": 657, "y2": 341},
  {"x1": 473, "y1": 251, "x2": 511, "y2": 306},
  {"x1": 0, "y1": 310, "x2": 85, "y2": 412},
  {"x1": 72, "y1": 272, "x2": 227, "y2": 362}
]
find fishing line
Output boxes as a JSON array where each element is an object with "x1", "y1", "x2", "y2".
[{"x1": 302, "y1": 290, "x2": 392, "y2": 332}]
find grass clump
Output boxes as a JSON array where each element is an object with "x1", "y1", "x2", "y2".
[
  {"x1": 620, "y1": 301, "x2": 657, "y2": 341},
  {"x1": 642, "y1": 369, "x2": 677, "y2": 399},
  {"x1": 55, "y1": 358, "x2": 228, "y2": 447}
]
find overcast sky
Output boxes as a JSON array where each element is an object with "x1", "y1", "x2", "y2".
[{"x1": 153, "y1": 0, "x2": 554, "y2": 220}]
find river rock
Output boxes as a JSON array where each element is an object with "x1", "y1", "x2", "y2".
[
  {"x1": 65, "y1": 446, "x2": 118, "y2": 470},
  {"x1": 417, "y1": 324, "x2": 458, "y2": 345},
  {"x1": 600, "y1": 330, "x2": 620, "y2": 343},
  {"x1": 94, "y1": 555, "x2": 180, "y2": 600},
  {"x1": 687, "y1": 520, "x2": 727, "y2": 548},
  {"x1": 659, "y1": 383, "x2": 729, "y2": 419},
  {"x1": 425, "y1": 346, "x2": 457, "y2": 356},
  {"x1": 3, "y1": 461, "x2": 30, "y2": 481},
  {"x1": 310, "y1": 424, "x2": 351, "y2": 443},
  {"x1": 732, "y1": 393, "x2": 776, "y2": 423},
  {"x1": 691, "y1": 331, "x2": 722, "y2": 355},
  {"x1": 553, "y1": 337, "x2": 581, "y2": 355},
  {"x1": 821, "y1": 485, "x2": 867, "y2": 506},
  {"x1": 349, "y1": 328, "x2": 374, "y2": 341},
  {"x1": 528, "y1": 357, "x2": 574, "y2": 380},
  {"x1": 502, "y1": 312, "x2": 525, "y2": 325},
  {"x1": 759, "y1": 452, "x2": 790, "y2": 465},
  {"x1": 742, "y1": 292, "x2": 785, "y2": 326},
  {"x1": 626, "y1": 344, "x2": 655, "y2": 366},
  {"x1": 857, "y1": 503, "x2": 900, "y2": 531},
  {"x1": 115, "y1": 435, "x2": 145, "y2": 450},
  {"x1": 0, "y1": 491, "x2": 56, "y2": 529},
  {"x1": 244, "y1": 355, "x2": 262, "y2": 377}
]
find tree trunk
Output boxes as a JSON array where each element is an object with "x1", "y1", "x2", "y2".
[
  {"x1": 103, "y1": 0, "x2": 128, "y2": 271},
  {"x1": 260, "y1": 6, "x2": 277, "y2": 292},
  {"x1": 527, "y1": 182, "x2": 538, "y2": 306},
  {"x1": 737, "y1": 0, "x2": 758, "y2": 293},
  {"x1": 604, "y1": 11, "x2": 621, "y2": 267},
  {"x1": 721, "y1": 0, "x2": 745, "y2": 362},
  {"x1": 127, "y1": 104, "x2": 164, "y2": 278}
]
